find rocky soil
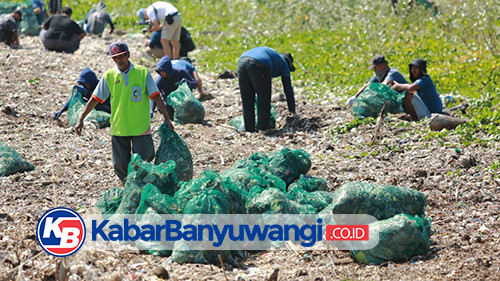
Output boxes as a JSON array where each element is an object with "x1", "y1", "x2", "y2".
[{"x1": 0, "y1": 33, "x2": 498, "y2": 280}]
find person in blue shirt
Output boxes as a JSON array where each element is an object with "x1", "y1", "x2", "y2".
[
  {"x1": 238, "y1": 47, "x2": 300, "y2": 132},
  {"x1": 151, "y1": 55, "x2": 197, "y2": 118},
  {"x1": 347, "y1": 54, "x2": 408, "y2": 106},
  {"x1": 32, "y1": 0, "x2": 47, "y2": 25},
  {"x1": 392, "y1": 58, "x2": 443, "y2": 120},
  {"x1": 52, "y1": 68, "x2": 111, "y2": 120},
  {"x1": 172, "y1": 57, "x2": 207, "y2": 98}
]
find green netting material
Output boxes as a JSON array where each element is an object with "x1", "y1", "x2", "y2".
[
  {"x1": 268, "y1": 148, "x2": 311, "y2": 186},
  {"x1": 0, "y1": 141, "x2": 34, "y2": 177},
  {"x1": 245, "y1": 188, "x2": 316, "y2": 214},
  {"x1": 286, "y1": 188, "x2": 330, "y2": 213},
  {"x1": 0, "y1": 2, "x2": 40, "y2": 35},
  {"x1": 287, "y1": 174, "x2": 329, "y2": 192},
  {"x1": 95, "y1": 187, "x2": 123, "y2": 218},
  {"x1": 175, "y1": 170, "x2": 246, "y2": 214},
  {"x1": 67, "y1": 88, "x2": 110, "y2": 128},
  {"x1": 322, "y1": 182, "x2": 427, "y2": 220},
  {"x1": 136, "y1": 184, "x2": 182, "y2": 215},
  {"x1": 351, "y1": 83, "x2": 405, "y2": 118},
  {"x1": 352, "y1": 214, "x2": 432, "y2": 264},
  {"x1": 154, "y1": 123, "x2": 193, "y2": 182},
  {"x1": 167, "y1": 83, "x2": 205, "y2": 124},
  {"x1": 228, "y1": 104, "x2": 276, "y2": 132},
  {"x1": 114, "y1": 154, "x2": 179, "y2": 214}
]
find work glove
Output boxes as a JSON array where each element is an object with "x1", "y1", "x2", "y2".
[
  {"x1": 345, "y1": 96, "x2": 357, "y2": 107},
  {"x1": 52, "y1": 109, "x2": 63, "y2": 120}
]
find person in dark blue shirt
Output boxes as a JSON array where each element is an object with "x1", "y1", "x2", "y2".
[
  {"x1": 237, "y1": 47, "x2": 299, "y2": 132},
  {"x1": 53, "y1": 68, "x2": 110, "y2": 120},
  {"x1": 151, "y1": 55, "x2": 197, "y2": 119},
  {"x1": 32, "y1": 0, "x2": 47, "y2": 25},
  {"x1": 392, "y1": 58, "x2": 443, "y2": 120}
]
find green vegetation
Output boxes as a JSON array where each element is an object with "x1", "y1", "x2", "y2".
[{"x1": 10, "y1": 0, "x2": 499, "y2": 145}]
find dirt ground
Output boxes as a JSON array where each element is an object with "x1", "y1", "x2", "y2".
[{"x1": 0, "y1": 33, "x2": 498, "y2": 281}]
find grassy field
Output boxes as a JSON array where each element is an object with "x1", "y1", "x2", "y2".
[{"x1": 11, "y1": 0, "x2": 500, "y2": 146}]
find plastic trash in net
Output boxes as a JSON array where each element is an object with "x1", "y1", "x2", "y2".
[
  {"x1": 268, "y1": 148, "x2": 311, "y2": 186},
  {"x1": 352, "y1": 213, "x2": 432, "y2": 264},
  {"x1": 351, "y1": 83, "x2": 405, "y2": 118},
  {"x1": 67, "y1": 88, "x2": 110, "y2": 128},
  {"x1": 228, "y1": 104, "x2": 276, "y2": 132},
  {"x1": 167, "y1": 82, "x2": 205, "y2": 124},
  {"x1": 0, "y1": 141, "x2": 34, "y2": 177},
  {"x1": 154, "y1": 123, "x2": 193, "y2": 182}
]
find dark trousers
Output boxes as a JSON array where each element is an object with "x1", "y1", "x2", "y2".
[
  {"x1": 237, "y1": 57, "x2": 272, "y2": 132},
  {"x1": 111, "y1": 135, "x2": 155, "y2": 182},
  {"x1": 40, "y1": 29, "x2": 81, "y2": 53}
]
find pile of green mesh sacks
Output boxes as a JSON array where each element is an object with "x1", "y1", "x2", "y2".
[
  {"x1": 67, "y1": 88, "x2": 110, "y2": 128},
  {"x1": 351, "y1": 83, "x2": 405, "y2": 118},
  {"x1": 0, "y1": 1, "x2": 40, "y2": 35},
  {"x1": 0, "y1": 141, "x2": 34, "y2": 177},
  {"x1": 96, "y1": 147, "x2": 334, "y2": 264},
  {"x1": 320, "y1": 182, "x2": 432, "y2": 264}
]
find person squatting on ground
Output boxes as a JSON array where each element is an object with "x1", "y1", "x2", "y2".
[
  {"x1": 172, "y1": 57, "x2": 207, "y2": 99},
  {"x1": 74, "y1": 41, "x2": 174, "y2": 183},
  {"x1": 237, "y1": 47, "x2": 300, "y2": 132},
  {"x1": 40, "y1": 7, "x2": 85, "y2": 53},
  {"x1": 53, "y1": 68, "x2": 111, "y2": 120},
  {"x1": 150, "y1": 55, "x2": 197, "y2": 118},
  {"x1": 32, "y1": 0, "x2": 48, "y2": 26},
  {"x1": 138, "y1": 1, "x2": 181, "y2": 59},
  {"x1": 0, "y1": 9, "x2": 22, "y2": 48},
  {"x1": 84, "y1": 1, "x2": 114, "y2": 36},
  {"x1": 346, "y1": 54, "x2": 408, "y2": 106},
  {"x1": 391, "y1": 58, "x2": 443, "y2": 120},
  {"x1": 145, "y1": 27, "x2": 195, "y2": 59}
]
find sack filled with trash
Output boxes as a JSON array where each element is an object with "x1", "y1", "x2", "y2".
[
  {"x1": 67, "y1": 88, "x2": 110, "y2": 128},
  {"x1": 167, "y1": 83, "x2": 205, "y2": 124},
  {"x1": 95, "y1": 187, "x2": 123, "y2": 217},
  {"x1": 268, "y1": 148, "x2": 311, "y2": 186},
  {"x1": 322, "y1": 182, "x2": 427, "y2": 220},
  {"x1": 352, "y1": 213, "x2": 432, "y2": 264},
  {"x1": 0, "y1": 141, "x2": 35, "y2": 177},
  {"x1": 352, "y1": 83, "x2": 405, "y2": 118},
  {"x1": 154, "y1": 123, "x2": 193, "y2": 182}
]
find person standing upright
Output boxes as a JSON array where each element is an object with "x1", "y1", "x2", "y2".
[{"x1": 74, "y1": 41, "x2": 174, "y2": 183}]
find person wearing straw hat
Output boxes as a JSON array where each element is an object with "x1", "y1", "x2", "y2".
[{"x1": 74, "y1": 41, "x2": 174, "y2": 183}]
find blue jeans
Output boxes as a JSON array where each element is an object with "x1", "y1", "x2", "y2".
[{"x1": 237, "y1": 57, "x2": 272, "y2": 132}]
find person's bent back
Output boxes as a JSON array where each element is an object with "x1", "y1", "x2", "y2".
[{"x1": 40, "y1": 6, "x2": 85, "y2": 53}]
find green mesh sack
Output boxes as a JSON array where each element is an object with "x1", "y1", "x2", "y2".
[
  {"x1": 136, "y1": 184, "x2": 182, "y2": 215},
  {"x1": 288, "y1": 174, "x2": 329, "y2": 192},
  {"x1": 167, "y1": 83, "x2": 205, "y2": 124},
  {"x1": 351, "y1": 83, "x2": 405, "y2": 118},
  {"x1": 154, "y1": 123, "x2": 193, "y2": 182},
  {"x1": 115, "y1": 154, "x2": 179, "y2": 214},
  {"x1": 268, "y1": 148, "x2": 311, "y2": 186},
  {"x1": 183, "y1": 189, "x2": 229, "y2": 214},
  {"x1": 231, "y1": 152, "x2": 270, "y2": 173},
  {"x1": 176, "y1": 171, "x2": 245, "y2": 214},
  {"x1": 352, "y1": 214, "x2": 432, "y2": 264},
  {"x1": 95, "y1": 187, "x2": 123, "y2": 217},
  {"x1": 312, "y1": 191, "x2": 335, "y2": 206},
  {"x1": 67, "y1": 87, "x2": 110, "y2": 128},
  {"x1": 245, "y1": 188, "x2": 315, "y2": 214},
  {"x1": 228, "y1": 104, "x2": 276, "y2": 132},
  {"x1": 222, "y1": 168, "x2": 286, "y2": 193},
  {"x1": 286, "y1": 188, "x2": 329, "y2": 213},
  {"x1": 324, "y1": 182, "x2": 427, "y2": 220},
  {"x1": 0, "y1": 141, "x2": 34, "y2": 177}
]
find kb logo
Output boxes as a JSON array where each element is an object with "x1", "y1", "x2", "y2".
[{"x1": 36, "y1": 207, "x2": 86, "y2": 257}]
